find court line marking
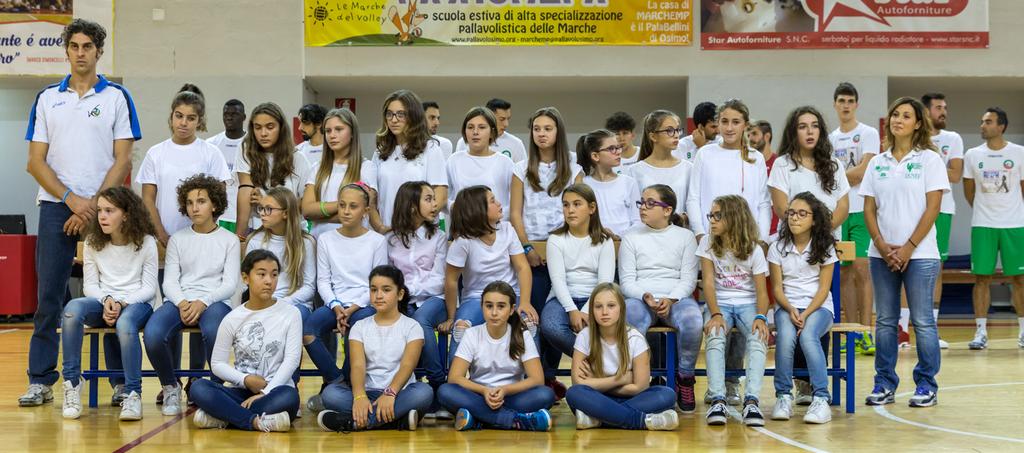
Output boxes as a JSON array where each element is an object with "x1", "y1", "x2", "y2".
[
  {"x1": 727, "y1": 407, "x2": 830, "y2": 453},
  {"x1": 873, "y1": 382, "x2": 1024, "y2": 444},
  {"x1": 0, "y1": 329, "x2": 19, "y2": 334},
  {"x1": 113, "y1": 407, "x2": 195, "y2": 453}
]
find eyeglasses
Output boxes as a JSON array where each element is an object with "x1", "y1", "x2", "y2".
[
  {"x1": 636, "y1": 199, "x2": 672, "y2": 209},
  {"x1": 256, "y1": 206, "x2": 285, "y2": 215},
  {"x1": 785, "y1": 209, "x2": 811, "y2": 219},
  {"x1": 655, "y1": 127, "x2": 683, "y2": 137},
  {"x1": 706, "y1": 211, "x2": 723, "y2": 222},
  {"x1": 385, "y1": 111, "x2": 407, "y2": 121},
  {"x1": 599, "y1": 144, "x2": 624, "y2": 154}
]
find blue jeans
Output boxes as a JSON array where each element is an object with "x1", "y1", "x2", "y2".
[
  {"x1": 774, "y1": 308, "x2": 833, "y2": 399},
  {"x1": 529, "y1": 265, "x2": 560, "y2": 379},
  {"x1": 437, "y1": 383, "x2": 555, "y2": 429},
  {"x1": 871, "y1": 258, "x2": 941, "y2": 393},
  {"x1": 625, "y1": 297, "x2": 703, "y2": 375},
  {"x1": 143, "y1": 300, "x2": 232, "y2": 386},
  {"x1": 565, "y1": 384, "x2": 676, "y2": 429},
  {"x1": 189, "y1": 379, "x2": 299, "y2": 430},
  {"x1": 407, "y1": 297, "x2": 447, "y2": 386},
  {"x1": 29, "y1": 201, "x2": 79, "y2": 385},
  {"x1": 321, "y1": 381, "x2": 433, "y2": 429},
  {"x1": 61, "y1": 298, "x2": 152, "y2": 393},
  {"x1": 304, "y1": 305, "x2": 375, "y2": 383},
  {"x1": 705, "y1": 303, "x2": 767, "y2": 402},
  {"x1": 539, "y1": 296, "x2": 588, "y2": 379}
]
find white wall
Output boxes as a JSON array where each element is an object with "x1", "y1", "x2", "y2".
[{"x1": 0, "y1": 78, "x2": 54, "y2": 233}]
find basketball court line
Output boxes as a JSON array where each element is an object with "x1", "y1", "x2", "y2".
[
  {"x1": 872, "y1": 382, "x2": 1024, "y2": 444},
  {"x1": 113, "y1": 407, "x2": 195, "y2": 452},
  {"x1": 727, "y1": 407, "x2": 830, "y2": 453},
  {"x1": 0, "y1": 329, "x2": 19, "y2": 334}
]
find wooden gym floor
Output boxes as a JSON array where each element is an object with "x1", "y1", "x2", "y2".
[{"x1": 0, "y1": 319, "x2": 1021, "y2": 452}]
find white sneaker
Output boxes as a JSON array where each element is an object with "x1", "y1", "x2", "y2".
[
  {"x1": 161, "y1": 385, "x2": 182, "y2": 416},
  {"x1": 62, "y1": 380, "x2": 82, "y2": 420},
  {"x1": 575, "y1": 409, "x2": 601, "y2": 430},
  {"x1": 937, "y1": 338, "x2": 950, "y2": 349},
  {"x1": 803, "y1": 397, "x2": 832, "y2": 424},
  {"x1": 794, "y1": 380, "x2": 813, "y2": 406},
  {"x1": 1018, "y1": 332, "x2": 1024, "y2": 349},
  {"x1": 119, "y1": 391, "x2": 142, "y2": 421},
  {"x1": 644, "y1": 409, "x2": 679, "y2": 431},
  {"x1": 19, "y1": 383, "x2": 53, "y2": 407},
  {"x1": 968, "y1": 330, "x2": 988, "y2": 350},
  {"x1": 407, "y1": 409, "x2": 419, "y2": 431},
  {"x1": 193, "y1": 408, "x2": 228, "y2": 429},
  {"x1": 771, "y1": 394, "x2": 793, "y2": 420},
  {"x1": 255, "y1": 411, "x2": 291, "y2": 432}
]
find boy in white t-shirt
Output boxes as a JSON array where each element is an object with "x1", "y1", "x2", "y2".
[
  {"x1": 206, "y1": 99, "x2": 247, "y2": 233},
  {"x1": 423, "y1": 101, "x2": 454, "y2": 159},
  {"x1": 296, "y1": 104, "x2": 327, "y2": 169}
]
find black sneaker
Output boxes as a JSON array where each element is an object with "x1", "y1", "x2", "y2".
[
  {"x1": 706, "y1": 400, "x2": 728, "y2": 426},
  {"x1": 865, "y1": 386, "x2": 895, "y2": 406},
  {"x1": 317, "y1": 410, "x2": 355, "y2": 432},
  {"x1": 742, "y1": 399, "x2": 765, "y2": 427},
  {"x1": 676, "y1": 375, "x2": 696, "y2": 413}
]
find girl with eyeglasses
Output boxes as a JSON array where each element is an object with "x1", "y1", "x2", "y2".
[
  {"x1": 619, "y1": 184, "x2": 702, "y2": 413},
  {"x1": 768, "y1": 192, "x2": 838, "y2": 424},
  {"x1": 698, "y1": 194, "x2": 770, "y2": 427},
  {"x1": 686, "y1": 99, "x2": 771, "y2": 242},
  {"x1": 627, "y1": 110, "x2": 693, "y2": 221},
  {"x1": 579, "y1": 129, "x2": 641, "y2": 238}
]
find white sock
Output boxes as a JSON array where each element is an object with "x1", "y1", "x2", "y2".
[
  {"x1": 767, "y1": 307, "x2": 775, "y2": 326},
  {"x1": 1018, "y1": 317, "x2": 1024, "y2": 335},
  {"x1": 933, "y1": 308, "x2": 940, "y2": 322},
  {"x1": 899, "y1": 308, "x2": 910, "y2": 331},
  {"x1": 976, "y1": 318, "x2": 987, "y2": 332}
]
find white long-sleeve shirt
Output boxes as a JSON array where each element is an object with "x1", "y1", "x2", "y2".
[
  {"x1": 211, "y1": 300, "x2": 303, "y2": 394},
  {"x1": 545, "y1": 232, "x2": 616, "y2": 312},
  {"x1": 618, "y1": 224, "x2": 699, "y2": 301},
  {"x1": 245, "y1": 231, "x2": 317, "y2": 310},
  {"x1": 82, "y1": 235, "x2": 159, "y2": 305},
  {"x1": 387, "y1": 226, "x2": 447, "y2": 307},
  {"x1": 162, "y1": 226, "x2": 240, "y2": 306},
  {"x1": 317, "y1": 229, "x2": 388, "y2": 309},
  {"x1": 686, "y1": 144, "x2": 771, "y2": 239}
]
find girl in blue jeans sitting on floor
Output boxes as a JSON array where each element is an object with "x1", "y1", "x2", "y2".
[
  {"x1": 190, "y1": 249, "x2": 301, "y2": 432},
  {"x1": 768, "y1": 192, "x2": 838, "y2": 424},
  {"x1": 317, "y1": 265, "x2": 433, "y2": 432},
  {"x1": 438, "y1": 281, "x2": 555, "y2": 431},
  {"x1": 565, "y1": 282, "x2": 678, "y2": 430},
  {"x1": 61, "y1": 187, "x2": 159, "y2": 422}
]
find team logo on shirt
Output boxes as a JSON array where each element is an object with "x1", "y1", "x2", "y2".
[
  {"x1": 88, "y1": 105, "x2": 101, "y2": 117},
  {"x1": 875, "y1": 164, "x2": 890, "y2": 179},
  {"x1": 941, "y1": 145, "x2": 950, "y2": 155},
  {"x1": 1005, "y1": 160, "x2": 1015, "y2": 169},
  {"x1": 853, "y1": 134, "x2": 861, "y2": 143},
  {"x1": 905, "y1": 162, "x2": 923, "y2": 179},
  {"x1": 501, "y1": 149, "x2": 512, "y2": 158}
]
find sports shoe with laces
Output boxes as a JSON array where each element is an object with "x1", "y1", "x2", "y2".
[
  {"x1": 968, "y1": 330, "x2": 988, "y2": 350},
  {"x1": 119, "y1": 391, "x2": 143, "y2": 421},
  {"x1": 194, "y1": 408, "x2": 229, "y2": 429},
  {"x1": 771, "y1": 394, "x2": 793, "y2": 420},
  {"x1": 512, "y1": 409, "x2": 551, "y2": 431},
  {"x1": 255, "y1": 411, "x2": 291, "y2": 432},
  {"x1": 706, "y1": 400, "x2": 728, "y2": 425},
  {"x1": 19, "y1": 383, "x2": 53, "y2": 407},
  {"x1": 859, "y1": 332, "x2": 876, "y2": 355},
  {"x1": 161, "y1": 384, "x2": 182, "y2": 416},
  {"x1": 803, "y1": 396, "x2": 832, "y2": 424},
  {"x1": 317, "y1": 410, "x2": 354, "y2": 432},
  {"x1": 865, "y1": 386, "x2": 895, "y2": 406},
  {"x1": 742, "y1": 399, "x2": 765, "y2": 427},
  {"x1": 62, "y1": 381, "x2": 82, "y2": 419},
  {"x1": 575, "y1": 409, "x2": 601, "y2": 430},
  {"x1": 644, "y1": 409, "x2": 679, "y2": 431},
  {"x1": 676, "y1": 375, "x2": 696, "y2": 413},
  {"x1": 908, "y1": 387, "x2": 937, "y2": 408}
]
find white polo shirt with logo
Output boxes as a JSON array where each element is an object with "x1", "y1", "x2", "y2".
[
  {"x1": 26, "y1": 74, "x2": 141, "y2": 203},
  {"x1": 931, "y1": 129, "x2": 964, "y2": 215},
  {"x1": 859, "y1": 149, "x2": 950, "y2": 260}
]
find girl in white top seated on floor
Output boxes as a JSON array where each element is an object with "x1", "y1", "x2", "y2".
[
  {"x1": 768, "y1": 192, "x2": 839, "y2": 425},
  {"x1": 245, "y1": 187, "x2": 316, "y2": 321},
  {"x1": 438, "y1": 281, "x2": 556, "y2": 431},
  {"x1": 579, "y1": 129, "x2": 641, "y2": 238},
  {"x1": 302, "y1": 107, "x2": 377, "y2": 237},
  {"x1": 446, "y1": 106, "x2": 514, "y2": 220},
  {"x1": 565, "y1": 283, "x2": 678, "y2": 431},
  {"x1": 628, "y1": 110, "x2": 693, "y2": 218},
  {"x1": 61, "y1": 187, "x2": 159, "y2": 422},
  {"x1": 190, "y1": 249, "x2": 301, "y2": 432},
  {"x1": 317, "y1": 265, "x2": 433, "y2": 432}
]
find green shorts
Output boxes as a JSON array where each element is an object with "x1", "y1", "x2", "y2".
[
  {"x1": 935, "y1": 213, "x2": 952, "y2": 262},
  {"x1": 971, "y1": 227, "x2": 1024, "y2": 276},
  {"x1": 218, "y1": 220, "x2": 237, "y2": 233},
  {"x1": 841, "y1": 212, "x2": 870, "y2": 265}
]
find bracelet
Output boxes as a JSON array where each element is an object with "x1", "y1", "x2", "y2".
[
  {"x1": 908, "y1": 238, "x2": 919, "y2": 247},
  {"x1": 354, "y1": 394, "x2": 368, "y2": 401},
  {"x1": 754, "y1": 314, "x2": 768, "y2": 322},
  {"x1": 710, "y1": 312, "x2": 723, "y2": 318},
  {"x1": 383, "y1": 387, "x2": 398, "y2": 397},
  {"x1": 319, "y1": 201, "x2": 329, "y2": 217},
  {"x1": 61, "y1": 189, "x2": 72, "y2": 204},
  {"x1": 523, "y1": 243, "x2": 534, "y2": 254}
]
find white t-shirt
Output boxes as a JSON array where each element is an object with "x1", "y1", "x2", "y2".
[
  {"x1": 244, "y1": 231, "x2": 317, "y2": 310},
  {"x1": 350, "y1": 314, "x2": 424, "y2": 391},
  {"x1": 686, "y1": 144, "x2": 771, "y2": 239},
  {"x1": 859, "y1": 149, "x2": 951, "y2": 260},
  {"x1": 767, "y1": 240, "x2": 838, "y2": 314},
  {"x1": 162, "y1": 226, "x2": 240, "y2": 306},
  {"x1": 372, "y1": 142, "x2": 448, "y2": 228},
  {"x1": 235, "y1": 150, "x2": 313, "y2": 225},
  {"x1": 212, "y1": 300, "x2": 302, "y2": 394},
  {"x1": 296, "y1": 141, "x2": 324, "y2": 170},
  {"x1": 456, "y1": 132, "x2": 527, "y2": 163},
  {"x1": 931, "y1": 130, "x2": 964, "y2": 215},
  {"x1": 27, "y1": 75, "x2": 141, "y2": 203},
  {"x1": 433, "y1": 135, "x2": 454, "y2": 160},
  {"x1": 673, "y1": 134, "x2": 722, "y2": 163},
  {"x1": 316, "y1": 229, "x2": 389, "y2": 308},
  {"x1": 573, "y1": 327, "x2": 648, "y2": 377},
  {"x1": 446, "y1": 152, "x2": 514, "y2": 220},
  {"x1": 206, "y1": 131, "x2": 246, "y2": 223},
  {"x1": 512, "y1": 159, "x2": 583, "y2": 241},
  {"x1": 695, "y1": 235, "x2": 769, "y2": 305},
  {"x1": 304, "y1": 159, "x2": 378, "y2": 237},
  {"x1": 583, "y1": 174, "x2": 641, "y2": 237},
  {"x1": 963, "y1": 142, "x2": 1024, "y2": 228},
  {"x1": 137, "y1": 138, "x2": 231, "y2": 235},
  {"x1": 627, "y1": 159, "x2": 693, "y2": 212},
  {"x1": 767, "y1": 154, "x2": 851, "y2": 238},
  {"x1": 829, "y1": 123, "x2": 881, "y2": 213},
  {"x1": 82, "y1": 235, "x2": 159, "y2": 306},
  {"x1": 455, "y1": 324, "x2": 539, "y2": 388},
  {"x1": 614, "y1": 145, "x2": 641, "y2": 174},
  {"x1": 546, "y1": 233, "x2": 616, "y2": 312},
  {"x1": 446, "y1": 221, "x2": 524, "y2": 301}
]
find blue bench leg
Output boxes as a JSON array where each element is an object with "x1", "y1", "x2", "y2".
[
  {"x1": 88, "y1": 332, "x2": 99, "y2": 408},
  {"x1": 846, "y1": 331, "x2": 859, "y2": 414},
  {"x1": 831, "y1": 331, "x2": 841, "y2": 408},
  {"x1": 666, "y1": 331, "x2": 677, "y2": 389}
]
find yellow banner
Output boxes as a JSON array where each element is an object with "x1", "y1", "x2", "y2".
[{"x1": 305, "y1": 0, "x2": 692, "y2": 46}]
